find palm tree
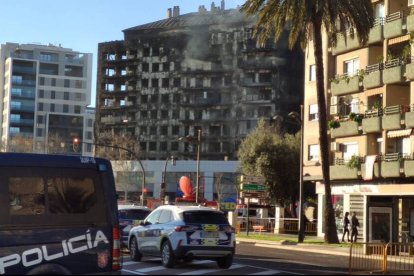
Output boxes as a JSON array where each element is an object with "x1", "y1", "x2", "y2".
[{"x1": 241, "y1": 0, "x2": 374, "y2": 243}]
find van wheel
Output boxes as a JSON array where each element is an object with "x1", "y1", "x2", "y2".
[
  {"x1": 129, "y1": 237, "x2": 142, "y2": 261},
  {"x1": 161, "y1": 241, "x2": 175, "y2": 268},
  {"x1": 217, "y1": 254, "x2": 233, "y2": 269}
]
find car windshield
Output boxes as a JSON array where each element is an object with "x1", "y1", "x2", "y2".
[
  {"x1": 183, "y1": 211, "x2": 228, "y2": 224},
  {"x1": 119, "y1": 209, "x2": 151, "y2": 220}
]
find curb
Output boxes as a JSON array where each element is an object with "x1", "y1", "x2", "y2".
[{"x1": 236, "y1": 238, "x2": 350, "y2": 257}]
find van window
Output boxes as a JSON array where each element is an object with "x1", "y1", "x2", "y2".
[
  {"x1": 2, "y1": 167, "x2": 107, "y2": 226},
  {"x1": 9, "y1": 177, "x2": 45, "y2": 216},
  {"x1": 183, "y1": 211, "x2": 228, "y2": 224},
  {"x1": 47, "y1": 177, "x2": 96, "y2": 214}
]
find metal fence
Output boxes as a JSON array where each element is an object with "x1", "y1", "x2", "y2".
[
  {"x1": 236, "y1": 217, "x2": 317, "y2": 235},
  {"x1": 349, "y1": 242, "x2": 414, "y2": 274}
]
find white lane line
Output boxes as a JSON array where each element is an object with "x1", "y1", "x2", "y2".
[
  {"x1": 192, "y1": 260, "x2": 215, "y2": 265},
  {"x1": 123, "y1": 261, "x2": 138, "y2": 266},
  {"x1": 178, "y1": 264, "x2": 244, "y2": 275},
  {"x1": 136, "y1": 266, "x2": 166, "y2": 273},
  {"x1": 121, "y1": 268, "x2": 145, "y2": 275},
  {"x1": 250, "y1": 270, "x2": 282, "y2": 275}
]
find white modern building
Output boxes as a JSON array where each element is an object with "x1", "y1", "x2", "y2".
[{"x1": 0, "y1": 42, "x2": 94, "y2": 155}]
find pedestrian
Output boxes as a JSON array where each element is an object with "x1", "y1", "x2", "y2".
[
  {"x1": 341, "y1": 212, "x2": 350, "y2": 242},
  {"x1": 351, "y1": 212, "x2": 359, "y2": 242}
]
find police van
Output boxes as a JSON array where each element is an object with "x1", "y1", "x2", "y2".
[{"x1": 0, "y1": 153, "x2": 121, "y2": 275}]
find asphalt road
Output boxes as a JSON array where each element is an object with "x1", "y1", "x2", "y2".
[{"x1": 121, "y1": 242, "x2": 349, "y2": 275}]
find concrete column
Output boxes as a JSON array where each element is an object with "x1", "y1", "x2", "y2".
[{"x1": 274, "y1": 206, "x2": 284, "y2": 234}]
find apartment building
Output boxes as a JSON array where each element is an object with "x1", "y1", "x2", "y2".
[
  {"x1": 96, "y1": 2, "x2": 304, "y2": 161},
  {"x1": 0, "y1": 43, "x2": 94, "y2": 156},
  {"x1": 304, "y1": 0, "x2": 414, "y2": 242}
]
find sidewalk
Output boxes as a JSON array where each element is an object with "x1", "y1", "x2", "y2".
[{"x1": 236, "y1": 234, "x2": 351, "y2": 257}]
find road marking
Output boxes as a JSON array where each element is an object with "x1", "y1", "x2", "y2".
[
  {"x1": 250, "y1": 270, "x2": 282, "y2": 275},
  {"x1": 178, "y1": 264, "x2": 244, "y2": 275},
  {"x1": 123, "y1": 261, "x2": 138, "y2": 266},
  {"x1": 136, "y1": 265, "x2": 166, "y2": 273},
  {"x1": 192, "y1": 260, "x2": 215, "y2": 265},
  {"x1": 121, "y1": 268, "x2": 145, "y2": 275}
]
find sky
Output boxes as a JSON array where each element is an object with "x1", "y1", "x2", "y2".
[{"x1": 0, "y1": 0, "x2": 246, "y2": 107}]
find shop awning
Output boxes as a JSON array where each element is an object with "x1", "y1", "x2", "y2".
[{"x1": 386, "y1": 129, "x2": 412, "y2": 138}]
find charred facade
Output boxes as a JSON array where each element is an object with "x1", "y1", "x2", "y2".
[{"x1": 96, "y1": 5, "x2": 304, "y2": 161}]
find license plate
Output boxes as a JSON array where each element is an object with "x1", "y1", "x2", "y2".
[{"x1": 201, "y1": 231, "x2": 219, "y2": 239}]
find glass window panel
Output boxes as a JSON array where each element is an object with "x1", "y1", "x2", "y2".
[{"x1": 9, "y1": 177, "x2": 45, "y2": 216}]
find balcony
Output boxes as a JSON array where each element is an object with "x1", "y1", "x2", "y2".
[
  {"x1": 330, "y1": 165, "x2": 359, "y2": 180},
  {"x1": 380, "y1": 153, "x2": 402, "y2": 178},
  {"x1": 405, "y1": 106, "x2": 414, "y2": 128},
  {"x1": 384, "y1": 11, "x2": 405, "y2": 39},
  {"x1": 332, "y1": 32, "x2": 360, "y2": 55},
  {"x1": 361, "y1": 162, "x2": 380, "y2": 179},
  {"x1": 362, "y1": 116, "x2": 382, "y2": 133},
  {"x1": 330, "y1": 73, "x2": 361, "y2": 96},
  {"x1": 383, "y1": 58, "x2": 404, "y2": 84},
  {"x1": 407, "y1": 12, "x2": 414, "y2": 32},
  {"x1": 330, "y1": 120, "x2": 360, "y2": 138},
  {"x1": 368, "y1": 18, "x2": 384, "y2": 44},
  {"x1": 363, "y1": 64, "x2": 382, "y2": 89},
  {"x1": 382, "y1": 105, "x2": 403, "y2": 130},
  {"x1": 404, "y1": 158, "x2": 414, "y2": 177},
  {"x1": 405, "y1": 57, "x2": 414, "y2": 80}
]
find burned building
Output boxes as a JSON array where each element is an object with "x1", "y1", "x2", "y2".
[{"x1": 96, "y1": 3, "x2": 304, "y2": 161}]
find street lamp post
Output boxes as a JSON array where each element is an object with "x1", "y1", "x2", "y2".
[
  {"x1": 179, "y1": 129, "x2": 201, "y2": 204},
  {"x1": 289, "y1": 105, "x2": 305, "y2": 243},
  {"x1": 195, "y1": 129, "x2": 201, "y2": 204},
  {"x1": 73, "y1": 139, "x2": 146, "y2": 206},
  {"x1": 161, "y1": 155, "x2": 175, "y2": 204}
]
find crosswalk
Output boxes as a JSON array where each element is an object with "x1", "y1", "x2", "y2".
[{"x1": 121, "y1": 257, "x2": 289, "y2": 275}]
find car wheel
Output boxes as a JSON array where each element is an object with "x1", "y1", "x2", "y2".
[
  {"x1": 216, "y1": 254, "x2": 233, "y2": 269},
  {"x1": 129, "y1": 237, "x2": 142, "y2": 261},
  {"x1": 161, "y1": 241, "x2": 175, "y2": 268}
]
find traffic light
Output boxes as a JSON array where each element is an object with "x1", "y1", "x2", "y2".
[{"x1": 72, "y1": 137, "x2": 80, "y2": 152}]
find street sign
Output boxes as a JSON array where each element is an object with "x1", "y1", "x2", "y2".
[
  {"x1": 241, "y1": 183, "x2": 266, "y2": 192},
  {"x1": 240, "y1": 175, "x2": 266, "y2": 184},
  {"x1": 240, "y1": 192, "x2": 267, "y2": 198}
]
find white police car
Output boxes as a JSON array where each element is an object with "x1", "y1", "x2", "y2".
[
  {"x1": 118, "y1": 204, "x2": 151, "y2": 248},
  {"x1": 127, "y1": 205, "x2": 235, "y2": 268}
]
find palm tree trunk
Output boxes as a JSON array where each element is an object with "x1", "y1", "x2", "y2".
[{"x1": 312, "y1": 16, "x2": 340, "y2": 244}]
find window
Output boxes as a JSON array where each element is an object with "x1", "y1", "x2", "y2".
[
  {"x1": 64, "y1": 79, "x2": 70, "y2": 88},
  {"x1": 171, "y1": 142, "x2": 178, "y2": 151},
  {"x1": 9, "y1": 177, "x2": 45, "y2": 216},
  {"x1": 47, "y1": 177, "x2": 96, "y2": 214},
  {"x1": 63, "y1": 105, "x2": 69, "y2": 113},
  {"x1": 343, "y1": 142, "x2": 359, "y2": 161},
  {"x1": 309, "y1": 104, "x2": 319, "y2": 121},
  {"x1": 308, "y1": 144, "x2": 320, "y2": 161},
  {"x1": 74, "y1": 106, "x2": 81, "y2": 114},
  {"x1": 158, "y1": 210, "x2": 173, "y2": 223},
  {"x1": 183, "y1": 211, "x2": 228, "y2": 224},
  {"x1": 309, "y1": 65, "x2": 316, "y2": 81},
  {"x1": 64, "y1": 92, "x2": 69, "y2": 100},
  {"x1": 145, "y1": 210, "x2": 161, "y2": 225},
  {"x1": 50, "y1": 103, "x2": 55, "y2": 112},
  {"x1": 51, "y1": 90, "x2": 55, "y2": 99},
  {"x1": 344, "y1": 58, "x2": 360, "y2": 77},
  {"x1": 152, "y1": 63, "x2": 159, "y2": 72}
]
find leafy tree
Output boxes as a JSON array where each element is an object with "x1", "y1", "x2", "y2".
[
  {"x1": 241, "y1": 0, "x2": 374, "y2": 243},
  {"x1": 237, "y1": 119, "x2": 300, "y2": 206},
  {"x1": 94, "y1": 131, "x2": 141, "y2": 160},
  {"x1": 3, "y1": 135, "x2": 33, "y2": 153}
]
